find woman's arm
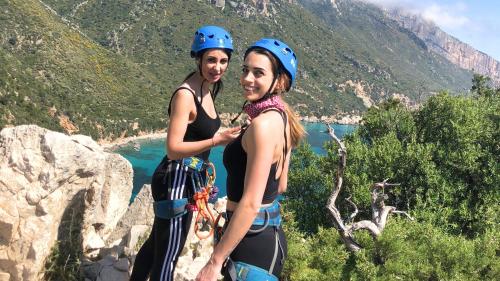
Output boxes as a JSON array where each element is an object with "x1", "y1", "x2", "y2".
[
  {"x1": 195, "y1": 113, "x2": 282, "y2": 281},
  {"x1": 166, "y1": 90, "x2": 239, "y2": 160}
]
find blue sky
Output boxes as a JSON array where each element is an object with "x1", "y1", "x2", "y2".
[{"x1": 361, "y1": 0, "x2": 500, "y2": 61}]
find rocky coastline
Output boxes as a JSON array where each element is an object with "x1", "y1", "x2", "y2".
[
  {"x1": 300, "y1": 114, "x2": 362, "y2": 125},
  {"x1": 98, "y1": 131, "x2": 168, "y2": 150}
]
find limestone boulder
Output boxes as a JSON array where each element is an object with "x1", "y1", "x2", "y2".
[
  {"x1": 0, "y1": 125, "x2": 132, "y2": 281},
  {"x1": 81, "y1": 184, "x2": 154, "y2": 281},
  {"x1": 84, "y1": 189, "x2": 227, "y2": 281}
]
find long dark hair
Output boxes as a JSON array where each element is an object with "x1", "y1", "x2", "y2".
[{"x1": 184, "y1": 48, "x2": 232, "y2": 100}]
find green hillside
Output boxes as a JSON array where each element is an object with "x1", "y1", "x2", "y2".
[
  {"x1": 298, "y1": 0, "x2": 473, "y2": 96},
  {"x1": 1, "y1": 0, "x2": 168, "y2": 139},
  {"x1": 1, "y1": 0, "x2": 473, "y2": 138}
]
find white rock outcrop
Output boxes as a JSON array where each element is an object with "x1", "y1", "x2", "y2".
[
  {"x1": 0, "y1": 125, "x2": 132, "y2": 281},
  {"x1": 0, "y1": 125, "x2": 225, "y2": 280},
  {"x1": 81, "y1": 184, "x2": 154, "y2": 281},
  {"x1": 173, "y1": 197, "x2": 226, "y2": 281}
]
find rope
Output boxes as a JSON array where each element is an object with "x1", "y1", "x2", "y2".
[
  {"x1": 193, "y1": 162, "x2": 217, "y2": 240},
  {"x1": 214, "y1": 212, "x2": 225, "y2": 244}
]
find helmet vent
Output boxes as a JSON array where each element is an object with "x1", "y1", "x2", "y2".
[
  {"x1": 274, "y1": 41, "x2": 280, "y2": 46},
  {"x1": 191, "y1": 26, "x2": 233, "y2": 55}
]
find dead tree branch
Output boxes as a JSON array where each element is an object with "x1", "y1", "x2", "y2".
[
  {"x1": 344, "y1": 196, "x2": 358, "y2": 224},
  {"x1": 324, "y1": 123, "x2": 412, "y2": 251},
  {"x1": 392, "y1": 210, "x2": 415, "y2": 221}
]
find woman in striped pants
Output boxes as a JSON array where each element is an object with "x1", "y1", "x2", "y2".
[{"x1": 130, "y1": 25, "x2": 240, "y2": 281}]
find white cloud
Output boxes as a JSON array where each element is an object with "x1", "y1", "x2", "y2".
[
  {"x1": 421, "y1": 3, "x2": 470, "y2": 29},
  {"x1": 360, "y1": 0, "x2": 418, "y2": 10},
  {"x1": 357, "y1": 0, "x2": 499, "y2": 60},
  {"x1": 360, "y1": 0, "x2": 470, "y2": 28}
]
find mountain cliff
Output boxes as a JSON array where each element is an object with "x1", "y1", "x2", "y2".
[{"x1": 386, "y1": 8, "x2": 500, "y2": 87}]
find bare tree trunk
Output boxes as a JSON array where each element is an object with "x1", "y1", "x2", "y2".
[{"x1": 324, "y1": 123, "x2": 413, "y2": 251}]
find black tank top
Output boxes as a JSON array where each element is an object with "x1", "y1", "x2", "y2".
[
  {"x1": 223, "y1": 109, "x2": 288, "y2": 204},
  {"x1": 168, "y1": 87, "x2": 221, "y2": 160}
]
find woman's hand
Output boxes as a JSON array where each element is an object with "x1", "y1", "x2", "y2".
[
  {"x1": 213, "y1": 126, "x2": 241, "y2": 146},
  {"x1": 195, "y1": 257, "x2": 223, "y2": 281}
]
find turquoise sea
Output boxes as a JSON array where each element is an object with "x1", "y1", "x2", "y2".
[{"x1": 115, "y1": 123, "x2": 356, "y2": 200}]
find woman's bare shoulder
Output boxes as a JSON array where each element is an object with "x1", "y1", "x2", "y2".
[{"x1": 246, "y1": 111, "x2": 284, "y2": 139}]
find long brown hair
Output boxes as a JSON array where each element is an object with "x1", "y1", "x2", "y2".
[{"x1": 245, "y1": 48, "x2": 306, "y2": 147}]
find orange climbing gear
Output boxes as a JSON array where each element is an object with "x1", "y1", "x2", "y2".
[{"x1": 192, "y1": 162, "x2": 218, "y2": 240}]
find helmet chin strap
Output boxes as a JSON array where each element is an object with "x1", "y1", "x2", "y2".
[
  {"x1": 230, "y1": 74, "x2": 278, "y2": 124},
  {"x1": 255, "y1": 75, "x2": 278, "y2": 103}
]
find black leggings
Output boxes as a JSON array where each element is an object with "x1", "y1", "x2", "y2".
[
  {"x1": 223, "y1": 225, "x2": 287, "y2": 279},
  {"x1": 131, "y1": 157, "x2": 197, "y2": 281}
]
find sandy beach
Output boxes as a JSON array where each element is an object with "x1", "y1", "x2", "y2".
[
  {"x1": 99, "y1": 132, "x2": 168, "y2": 150},
  {"x1": 98, "y1": 126, "x2": 232, "y2": 150}
]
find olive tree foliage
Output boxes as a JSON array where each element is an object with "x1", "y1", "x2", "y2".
[
  {"x1": 471, "y1": 74, "x2": 499, "y2": 98},
  {"x1": 282, "y1": 77, "x2": 499, "y2": 280},
  {"x1": 284, "y1": 143, "x2": 333, "y2": 234},
  {"x1": 324, "y1": 124, "x2": 414, "y2": 252},
  {"x1": 287, "y1": 91, "x2": 498, "y2": 237},
  {"x1": 415, "y1": 91, "x2": 499, "y2": 235},
  {"x1": 282, "y1": 220, "x2": 499, "y2": 281}
]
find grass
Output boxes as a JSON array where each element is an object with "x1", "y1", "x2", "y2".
[{"x1": 43, "y1": 192, "x2": 85, "y2": 281}]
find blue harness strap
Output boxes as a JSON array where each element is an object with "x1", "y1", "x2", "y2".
[
  {"x1": 251, "y1": 201, "x2": 282, "y2": 228},
  {"x1": 226, "y1": 260, "x2": 278, "y2": 281},
  {"x1": 182, "y1": 156, "x2": 206, "y2": 172},
  {"x1": 223, "y1": 201, "x2": 284, "y2": 281},
  {"x1": 153, "y1": 198, "x2": 188, "y2": 219}
]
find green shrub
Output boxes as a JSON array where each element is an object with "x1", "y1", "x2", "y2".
[
  {"x1": 283, "y1": 218, "x2": 499, "y2": 280},
  {"x1": 284, "y1": 82, "x2": 499, "y2": 280}
]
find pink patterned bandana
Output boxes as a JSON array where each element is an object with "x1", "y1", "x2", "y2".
[{"x1": 244, "y1": 95, "x2": 285, "y2": 119}]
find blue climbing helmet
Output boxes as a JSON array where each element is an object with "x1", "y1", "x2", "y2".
[
  {"x1": 191, "y1": 25, "x2": 233, "y2": 57},
  {"x1": 247, "y1": 38, "x2": 298, "y2": 87}
]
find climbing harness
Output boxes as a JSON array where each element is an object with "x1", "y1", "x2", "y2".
[
  {"x1": 217, "y1": 201, "x2": 284, "y2": 281},
  {"x1": 226, "y1": 259, "x2": 278, "y2": 281},
  {"x1": 153, "y1": 157, "x2": 218, "y2": 240}
]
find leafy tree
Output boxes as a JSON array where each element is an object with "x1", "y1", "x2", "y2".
[
  {"x1": 283, "y1": 77, "x2": 499, "y2": 280},
  {"x1": 284, "y1": 143, "x2": 333, "y2": 234},
  {"x1": 415, "y1": 93, "x2": 499, "y2": 235},
  {"x1": 359, "y1": 99, "x2": 416, "y2": 144},
  {"x1": 282, "y1": 218, "x2": 499, "y2": 280},
  {"x1": 471, "y1": 74, "x2": 496, "y2": 98}
]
